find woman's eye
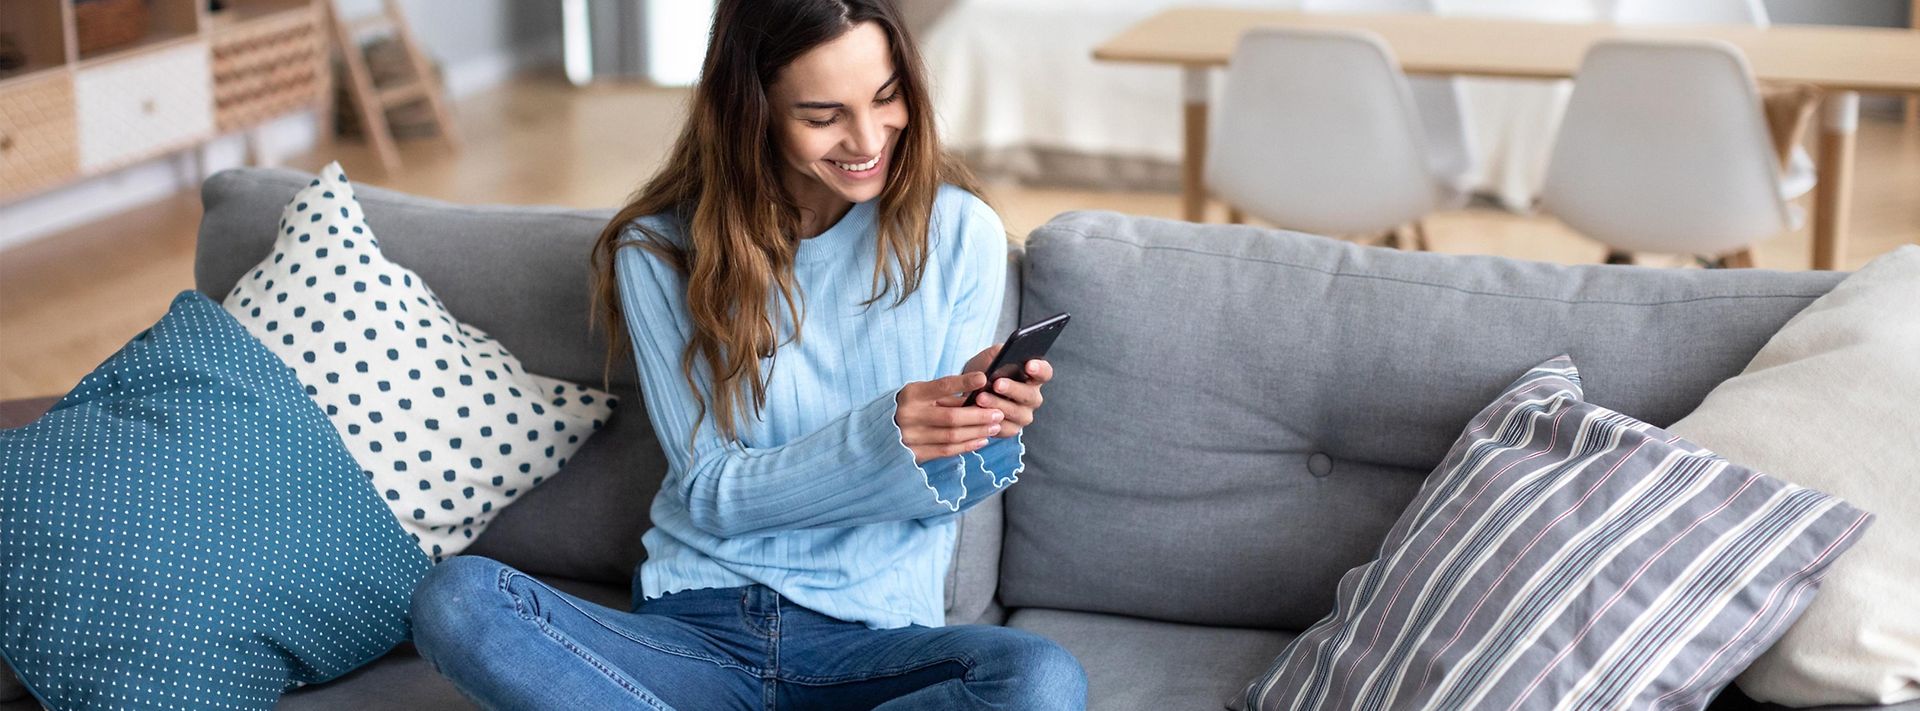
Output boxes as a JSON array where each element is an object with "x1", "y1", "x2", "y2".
[
  {"x1": 804, "y1": 116, "x2": 838, "y2": 128},
  {"x1": 875, "y1": 92, "x2": 900, "y2": 106}
]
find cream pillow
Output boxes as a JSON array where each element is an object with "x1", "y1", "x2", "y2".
[
  {"x1": 223, "y1": 162, "x2": 617, "y2": 563},
  {"x1": 1669, "y1": 246, "x2": 1920, "y2": 706}
]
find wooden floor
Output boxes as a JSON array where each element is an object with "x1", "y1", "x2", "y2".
[{"x1": 1, "y1": 76, "x2": 1916, "y2": 400}]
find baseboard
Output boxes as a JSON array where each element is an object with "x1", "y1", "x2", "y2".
[{"x1": 0, "y1": 37, "x2": 562, "y2": 253}]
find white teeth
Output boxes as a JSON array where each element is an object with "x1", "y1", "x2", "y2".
[{"x1": 833, "y1": 155, "x2": 879, "y2": 172}]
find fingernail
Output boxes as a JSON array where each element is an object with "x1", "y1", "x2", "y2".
[
  {"x1": 1028, "y1": 362, "x2": 1039, "y2": 373},
  {"x1": 995, "y1": 380, "x2": 1008, "y2": 392},
  {"x1": 989, "y1": 424, "x2": 1002, "y2": 434},
  {"x1": 991, "y1": 411, "x2": 1003, "y2": 421}
]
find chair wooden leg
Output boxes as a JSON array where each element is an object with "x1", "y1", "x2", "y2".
[
  {"x1": 1410, "y1": 220, "x2": 1433, "y2": 251},
  {"x1": 1604, "y1": 250, "x2": 1635, "y2": 265},
  {"x1": 1385, "y1": 226, "x2": 1409, "y2": 250},
  {"x1": 1719, "y1": 249, "x2": 1757, "y2": 269}
]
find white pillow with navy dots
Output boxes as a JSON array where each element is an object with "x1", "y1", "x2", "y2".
[{"x1": 223, "y1": 162, "x2": 616, "y2": 563}]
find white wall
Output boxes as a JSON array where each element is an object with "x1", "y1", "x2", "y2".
[{"x1": 0, "y1": 0, "x2": 563, "y2": 251}]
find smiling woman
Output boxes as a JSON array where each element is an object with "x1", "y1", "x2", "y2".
[
  {"x1": 406, "y1": 1, "x2": 1086, "y2": 709},
  {"x1": 591, "y1": 0, "x2": 982, "y2": 447}
]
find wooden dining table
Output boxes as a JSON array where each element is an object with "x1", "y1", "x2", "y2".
[{"x1": 1092, "y1": 7, "x2": 1920, "y2": 270}]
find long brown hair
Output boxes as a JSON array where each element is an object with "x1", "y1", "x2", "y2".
[{"x1": 588, "y1": 0, "x2": 986, "y2": 448}]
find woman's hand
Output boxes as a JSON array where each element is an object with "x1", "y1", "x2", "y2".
[
  {"x1": 895, "y1": 371, "x2": 1004, "y2": 465},
  {"x1": 962, "y1": 344, "x2": 1052, "y2": 439}
]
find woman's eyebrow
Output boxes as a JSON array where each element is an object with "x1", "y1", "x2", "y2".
[{"x1": 792, "y1": 74, "x2": 901, "y2": 110}]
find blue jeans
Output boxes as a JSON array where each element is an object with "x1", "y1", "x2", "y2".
[{"x1": 410, "y1": 556, "x2": 1088, "y2": 710}]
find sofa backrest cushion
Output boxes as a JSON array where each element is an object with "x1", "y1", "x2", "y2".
[
  {"x1": 998, "y1": 211, "x2": 1845, "y2": 631},
  {"x1": 194, "y1": 169, "x2": 1018, "y2": 620},
  {"x1": 196, "y1": 168, "x2": 655, "y2": 586}
]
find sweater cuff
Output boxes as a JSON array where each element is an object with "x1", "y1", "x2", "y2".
[
  {"x1": 872, "y1": 384, "x2": 971, "y2": 513},
  {"x1": 965, "y1": 431, "x2": 1024, "y2": 492}
]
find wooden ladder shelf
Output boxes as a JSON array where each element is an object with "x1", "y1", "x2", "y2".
[{"x1": 325, "y1": 0, "x2": 459, "y2": 173}]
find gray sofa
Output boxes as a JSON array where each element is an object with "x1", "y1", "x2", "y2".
[{"x1": 0, "y1": 167, "x2": 1909, "y2": 710}]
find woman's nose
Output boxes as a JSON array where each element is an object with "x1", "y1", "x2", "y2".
[{"x1": 846, "y1": 111, "x2": 886, "y2": 158}]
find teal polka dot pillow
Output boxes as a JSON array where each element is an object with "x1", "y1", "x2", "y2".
[{"x1": 0, "y1": 290, "x2": 431, "y2": 710}]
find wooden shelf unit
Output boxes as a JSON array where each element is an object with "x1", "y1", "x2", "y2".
[
  {"x1": 0, "y1": 1, "x2": 72, "y2": 82},
  {"x1": 0, "y1": 0, "x2": 329, "y2": 203},
  {"x1": 74, "y1": 0, "x2": 200, "y2": 62},
  {"x1": 209, "y1": 0, "x2": 312, "y2": 27}
]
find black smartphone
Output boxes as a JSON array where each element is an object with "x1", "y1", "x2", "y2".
[{"x1": 964, "y1": 312, "x2": 1070, "y2": 407}]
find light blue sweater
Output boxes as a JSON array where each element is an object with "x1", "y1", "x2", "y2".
[{"x1": 614, "y1": 186, "x2": 1025, "y2": 630}]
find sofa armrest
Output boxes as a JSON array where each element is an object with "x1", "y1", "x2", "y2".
[{"x1": 0, "y1": 396, "x2": 60, "y2": 430}]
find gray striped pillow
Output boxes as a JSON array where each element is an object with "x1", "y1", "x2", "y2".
[{"x1": 1240, "y1": 356, "x2": 1872, "y2": 711}]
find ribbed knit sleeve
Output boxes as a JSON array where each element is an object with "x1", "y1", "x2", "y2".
[
  {"x1": 613, "y1": 210, "x2": 1018, "y2": 538},
  {"x1": 924, "y1": 200, "x2": 1024, "y2": 518}
]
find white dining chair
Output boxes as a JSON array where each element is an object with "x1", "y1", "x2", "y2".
[
  {"x1": 1540, "y1": 39, "x2": 1797, "y2": 267},
  {"x1": 1302, "y1": 0, "x2": 1477, "y2": 197},
  {"x1": 1205, "y1": 27, "x2": 1452, "y2": 248},
  {"x1": 1610, "y1": 0, "x2": 1817, "y2": 202}
]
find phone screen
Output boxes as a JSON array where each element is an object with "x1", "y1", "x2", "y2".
[{"x1": 964, "y1": 312, "x2": 1069, "y2": 407}]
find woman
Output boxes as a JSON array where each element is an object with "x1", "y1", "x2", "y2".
[{"x1": 408, "y1": 0, "x2": 1086, "y2": 708}]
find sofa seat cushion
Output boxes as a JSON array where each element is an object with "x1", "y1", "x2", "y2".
[
  {"x1": 1007, "y1": 608, "x2": 1295, "y2": 711},
  {"x1": 272, "y1": 650, "x2": 462, "y2": 711},
  {"x1": 275, "y1": 574, "x2": 631, "y2": 710},
  {"x1": 1707, "y1": 687, "x2": 1920, "y2": 711}
]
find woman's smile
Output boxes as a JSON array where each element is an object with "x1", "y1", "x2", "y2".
[{"x1": 827, "y1": 151, "x2": 887, "y2": 181}]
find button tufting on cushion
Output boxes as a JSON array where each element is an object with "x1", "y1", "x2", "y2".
[{"x1": 1306, "y1": 453, "x2": 1333, "y2": 478}]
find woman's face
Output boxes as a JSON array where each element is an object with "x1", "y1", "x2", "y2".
[{"x1": 768, "y1": 21, "x2": 907, "y2": 211}]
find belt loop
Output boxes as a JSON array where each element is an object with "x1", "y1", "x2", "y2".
[
  {"x1": 765, "y1": 585, "x2": 782, "y2": 643},
  {"x1": 745, "y1": 584, "x2": 775, "y2": 616},
  {"x1": 739, "y1": 584, "x2": 780, "y2": 639}
]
